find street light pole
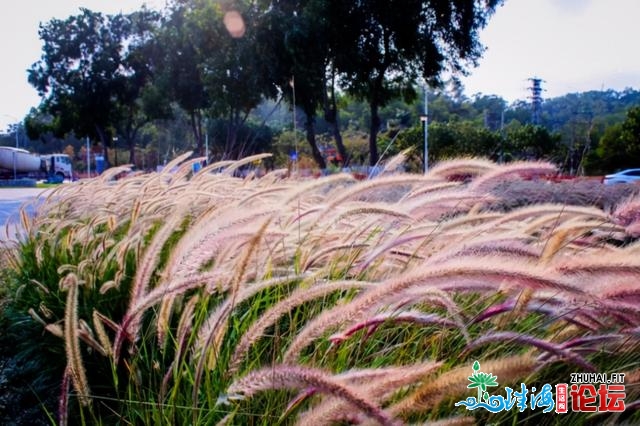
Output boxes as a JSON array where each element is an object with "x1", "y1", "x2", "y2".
[
  {"x1": 500, "y1": 109, "x2": 505, "y2": 163},
  {"x1": 87, "y1": 137, "x2": 91, "y2": 177},
  {"x1": 420, "y1": 86, "x2": 429, "y2": 174}
]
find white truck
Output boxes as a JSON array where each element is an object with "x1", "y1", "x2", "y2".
[{"x1": 0, "y1": 146, "x2": 73, "y2": 181}]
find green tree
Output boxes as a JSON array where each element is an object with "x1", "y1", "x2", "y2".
[
  {"x1": 253, "y1": 0, "x2": 330, "y2": 168},
  {"x1": 594, "y1": 106, "x2": 640, "y2": 172},
  {"x1": 331, "y1": 0, "x2": 503, "y2": 166},
  {"x1": 157, "y1": 1, "x2": 277, "y2": 159},
  {"x1": 392, "y1": 120, "x2": 500, "y2": 172},
  {"x1": 503, "y1": 124, "x2": 562, "y2": 162},
  {"x1": 28, "y1": 8, "x2": 163, "y2": 165},
  {"x1": 504, "y1": 124, "x2": 560, "y2": 160},
  {"x1": 153, "y1": 2, "x2": 210, "y2": 155},
  {"x1": 193, "y1": 1, "x2": 273, "y2": 158},
  {"x1": 114, "y1": 9, "x2": 169, "y2": 164}
]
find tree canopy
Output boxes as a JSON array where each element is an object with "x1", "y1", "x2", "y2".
[
  {"x1": 593, "y1": 106, "x2": 640, "y2": 173},
  {"x1": 27, "y1": 8, "x2": 163, "y2": 164},
  {"x1": 26, "y1": 0, "x2": 504, "y2": 169},
  {"x1": 20, "y1": 1, "x2": 640, "y2": 176},
  {"x1": 328, "y1": 0, "x2": 503, "y2": 165}
]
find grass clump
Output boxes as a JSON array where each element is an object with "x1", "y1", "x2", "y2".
[{"x1": 1, "y1": 154, "x2": 640, "y2": 425}]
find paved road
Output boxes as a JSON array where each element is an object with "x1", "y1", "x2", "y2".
[{"x1": 0, "y1": 188, "x2": 50, "y2": 241}]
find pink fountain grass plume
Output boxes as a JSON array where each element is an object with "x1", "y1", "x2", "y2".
[
  {"x1": 611, "y1": 195, "x2": 640, "y2": 229},
  {"x1": 400, "y1": 181, "x2": 463, "y2": 201},
  {"x1": 380, "y1": 148, "x2": 415, "y2": 175},
  {"x1": 61, "y1": 273, "x2": 91, "y2": 407},
  {"x1": 623, "y1": 220, "x2": 640, "y2": 238},
  {"x1": 407, "y1": 193, "x2": 497, "y2": 222},
  {"x1": 114, "y1": 270, "x2": 227, "y2": 362},
  {"x1": 307, "y1": 174, "x2": 436, "y2": 227},
  {"x1": 166, "y1": 206, "x2": 277, "y2": 279},
  {"x1": 488, "y1": 204, "x2": 610, "y2": 228},
  {"x1": 282, "y1": 172, "x2": 356, "y2": 205},
  {"x1": 353, "y1": 231, "x2": 434, "y2": 276},
  {"x1": 427, "y1": 157, "x2": 498, "y2": 181},
  {"x1": 177, "y1": 228, "x2": 287, "y2": 275},
  {"x1": 129, "y1": 211, "x2": 187, "y2": 305},
  {"x1": 335, "y1": 287, "x2": 471, "y2": 342},
  {"x1": 436, "y1": 211, "x2": 505, "y2": 232},
  {"x1": 466, "y1": 331, "x2": 595, "y2": 371},
  {"x1": 297, "y1": 361, "x2": 442, "y2": 425},
  {"x1": 226, "y1": 365, "x2": 399, "y2": 426},
  {"x1": 236, "y1": 185, "x2": 291, "y2": 206},
  {"x1": 284, "y1": 257, "x2": 583, "y2": 363},
  {"x1": 228, "y1": 280, "x2": 374, "y2": 374},
  {"x1": 328, "y1": 310, "x2": 460, "y2": 346},
  {"x1": 58, "y1": 368, "x2": 71, "y2": 426},
  {"x1": 332, "y1": 202, "x2": 414, "y2": 224},
  {"x1": 427, "y1": 239, "x2": 542, "y2": 265},
  {"x1": 472, "y1": 297, "x2": 601, "y2": 331},
  {"x1": 554, "y1": 254, "x2": 640, "y2": 280},
  {"x1": 191, "y1": 272, "x2": 311, "y2": 406},
  {"x1": 469, "y1": 161, "x2": 557, "y2": 192},
  {"x1": 389, "y1": 355, "x2": 537, "y2": 417},
  {"x1": 219, "y1": 153, "x2": 273, "y2": 176},
  {"x1": 303, "y1": 243, "x2": 371, "y2": 272}
]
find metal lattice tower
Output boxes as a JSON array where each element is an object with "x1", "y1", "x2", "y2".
[{"x1": 528, "y1": 77, "x2": 544, "y2": 125}]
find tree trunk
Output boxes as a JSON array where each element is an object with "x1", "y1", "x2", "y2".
[
  {"x1": 95, "y1": 125, "x2": 110, "y2": 168},
  {"x1": 226, "y1": 110, "x2": 241, "y2": 159},
  {"x1": 323, "y1": 71, "x2": 349, "y2": 165},
  {"x1": 304, "y1": 114, "x2": 326, "y2": 169},
  {"x1": 190, "y1": 110, "x2": 204, "y2": 156},
  {"x1": 331, "y1": 107, "x2": 348, "y2": 166},
  {"x1": 369, "y1": 101, "x2": 380, "y2": 166},
  {"x1": 128, "y1": 139, "x2": 136, "y2": 165}
]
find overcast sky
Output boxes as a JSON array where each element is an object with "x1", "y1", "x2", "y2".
[
  {"x1": 2, "y1": 0, "x2": 640, "y2": 131},
  {"x1": 461, "y1": 0, "x2": 640, "y2": 102}
]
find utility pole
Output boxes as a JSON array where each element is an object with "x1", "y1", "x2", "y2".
[
  {"x1": 421, "y1": 86, "x2": 429, "y2": 174},
  {"x1": 500, "y1": 109, "x2": 505, "y2": 163}
]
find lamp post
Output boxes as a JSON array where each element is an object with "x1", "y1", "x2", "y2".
[
  {"x1": 420, "y1": 86, "x2": 429, "y2": 174},
  {"x1": 86, "y1": 137, "x2": 91, "y2": 177},
  {"x1": 500, "y1": 109, "x2": 505, "y2": 163}
]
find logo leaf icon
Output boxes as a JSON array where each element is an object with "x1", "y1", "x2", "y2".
[{"x1": 467, "y1": 361, "x2": 499, "y2": 401}]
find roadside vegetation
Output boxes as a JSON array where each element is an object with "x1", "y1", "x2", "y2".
[
  {"x1": 1, "y1": 154, "x2": 639, "y2": 425},
  {"x1": 3, "y1": 0, "x2": 635, "y2": 179}
]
